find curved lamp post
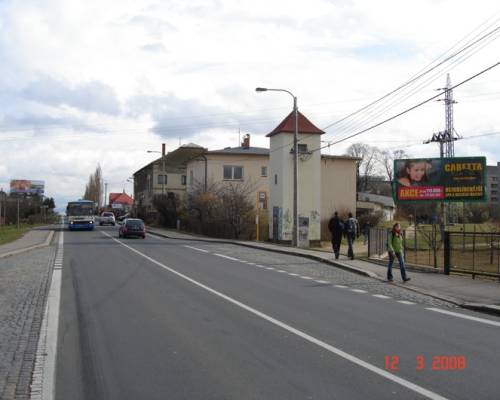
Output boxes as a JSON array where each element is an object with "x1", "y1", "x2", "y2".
[{"x1": 255, "y1": 87, "x2": 298, "y2": 247}]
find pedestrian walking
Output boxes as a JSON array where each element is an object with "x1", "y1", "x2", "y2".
[
  {"x1": 387, "y1": 222, "x2": 410, "y2": 282},
  {"x1": 344, "y1": 212, "x2": 359, "y2": 260},
  {"x1": 328, "y1": 212, "x2": 343, "y2": 259}
]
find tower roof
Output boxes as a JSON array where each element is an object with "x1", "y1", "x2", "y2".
[{"x1": 266, "y1": 111, "x2": 325, "y2": 137}]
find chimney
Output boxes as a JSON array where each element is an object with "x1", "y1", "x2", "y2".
[
  {"x1": 242, "y1": 134, "x2": 250, "y2": 149},
  {"x1": 162, "y1": 143, "x2": 166, "y2": 156}
]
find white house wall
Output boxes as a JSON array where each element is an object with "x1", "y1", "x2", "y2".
[{"x1": 269, "y1": 133, "x2": 322, "y2": 242}]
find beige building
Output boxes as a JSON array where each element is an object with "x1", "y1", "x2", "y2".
[
  {"x1": 320, "y1": 155, "x2": 360, "y2": 238},
  {"x1": 183, "y1": 115, "x2": 358, "y2": 245},
  {"x1": 186, "y1": 135, "x2": 270, "y2": 211}
]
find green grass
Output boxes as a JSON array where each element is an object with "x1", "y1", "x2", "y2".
[{"x1": 0, "y1": 224, "x2": 37, "y2": 245}]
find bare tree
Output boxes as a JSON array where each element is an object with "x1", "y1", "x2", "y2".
[
  {"x1": 346, "y1": 143, "x2": 380, "y2": 192},
  {"x1": 186, "y1": 178, "x2": 257, "y2": 239},
  {"x1": 83, "y1": 164, "x2": 103, "y2": 208},
  {"x1": 378, "y1": 149, "x2": 408, "y2": 182}
]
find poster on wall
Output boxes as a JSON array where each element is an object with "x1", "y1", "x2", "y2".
[{"x1": 393, "y1": 157, "x2": 486, "y2": 203}]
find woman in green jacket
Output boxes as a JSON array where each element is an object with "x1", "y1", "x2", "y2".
[{"x1": 387, "y1": 222, "x2": 410, "y2": 282}]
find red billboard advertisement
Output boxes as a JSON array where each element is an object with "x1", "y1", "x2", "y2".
[{"x1": 393, "y1": 157, "x2": 486, "y2": 203}]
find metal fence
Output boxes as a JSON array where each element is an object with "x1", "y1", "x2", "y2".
[
  {"x1": 368, "y1": 226, "x2": 500, "y2": 279},
  {"x1": 445, "y1": 231, "x2": 500, "y2": 278}
]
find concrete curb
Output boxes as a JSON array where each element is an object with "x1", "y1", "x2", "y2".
[
  {"x1": 148, "y1": 229, "x2": 500, "y2": 317},
  {"x1": 0, "y1": 230, "x2": 55, "y2": 259},
  {"x1": 461, "y1": 303, "x2": 500, "y2": 316}
]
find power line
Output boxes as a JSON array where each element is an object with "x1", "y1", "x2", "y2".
[
  {"x1": 321, "y1": 20, "x2": 500, "y2": 131},
  {"x1": 308, "y1": 60, "x2": 500, "y2": 154}
]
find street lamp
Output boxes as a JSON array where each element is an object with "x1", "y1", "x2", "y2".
[
  {"x1": 256, "y1": 87, "x2": 299, "y2": 247},
  {"x1": 147, "y1": 150, "x2": 166, "y2": 195}
]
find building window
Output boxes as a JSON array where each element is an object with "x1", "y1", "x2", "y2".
[
  {"x1": 492, "y1": 190, "x2": 498, "y2": 195},
  {"x1": 223, "y1": 165, "x2": 243, "y2": 180},
  {"x1": 181, "y1": 175, "x2": 187, "y2": 185},
  {"x1": 492, "y1": 176, "x2": 498, "y2": 181},
  {"x1": 261, "y1": 166, "x2": 267, "y2": 177},
  {"x1": 491, "y1": 183, "x2": 498, "y2": 188},
  {"x1": 492, "y1": 197, "x2": 498, "y2": 202},
  {"x1": 298, "y1": 144, "x2": 308, "y2": 153},
  {"x1": 157, "y1": 175, "x2": 167, "y2": 184},
  {"x1": 258, "y1": 191, "x2": 267, "y2": 210},
  {"x1": 274, "y1": 174, "x2": 278, "y2": 185}
]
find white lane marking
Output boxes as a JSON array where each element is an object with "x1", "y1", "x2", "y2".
[
  {"x1": 255, "y1": 265, "x2": 266, "y2": 268},
  {"x1": 214, "y1": 253, "x2": 240, "y2": 261},
  {"x1": 289, "y1": 273, "x2": 300, "y2": 276},
  {"x1": 102, "y1": 231, "x2": 449, "y2": 400},
  {"x1": 372, "y1": 294, "x2": 391, "y2": 299},
  {"x1": 300, "y1": 276, "x2": 313, "y2": 280},
  {"x1": 315, "y1": 280, "x2": 331, "y2": 284},
  {"x1": 334, "y1": 285, "x2": 348, "y2": 288},
  {"x1": 398, "y1": 301, "x2": 416, "y2": 305},
  {"x1": 351, "y1": 289, "x2": 368, "y2": 293},
  {"x1": 277, "y1": 270, "x2": 287, "y2": 273},
  {"x1": 264, "y1": 267, "x2": 275, "y2": 270},
  {"x1": 247, "y1": 262, "x2": 256, "y2": 265},
  {"x1": 426, "y1": 308, "x2": 500, "y2": 328},
  {"x1": 31, "y1": 230, "x2": 64, "y2": 400},
  {"x1": 184, "y1": 245, "x2": 209, "y2": 253}
]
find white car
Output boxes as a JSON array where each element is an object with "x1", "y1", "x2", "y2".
[{"x1": 100, "y1": 212, "x2": 116, "y2": 226}]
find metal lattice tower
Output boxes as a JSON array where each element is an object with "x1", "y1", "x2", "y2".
[
  {"x1": 423, "y1": 74, "x2": 462, "y2": 225},
  {"x1": 444, "y1": 74, "x2": 458, "y2": 157},
  {"x1": 424, "y1": 74, "x2": 461, "y2": 156}
]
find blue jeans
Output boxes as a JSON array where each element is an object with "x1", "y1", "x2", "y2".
[
  {"x1": 347, "y1": 234, "x2": 355, "y2": 259},
  {"x1": 387, "y1": 251, "x2": 407, "y2": 280}
]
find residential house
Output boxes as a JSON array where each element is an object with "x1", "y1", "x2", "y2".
[
  {"x1": 133, "y1": 143, "x2": 206, "y2": 216},
  {"x1": 108, "y1": 191, "x2": 134, "y2": 216},
  {"x1": 356, "y1": 192, "x2": 396, "y2": 221},
  {"x1": 186, "y1": 134, "x2": 270, "y2": 211},
  {"x1": 487, "y1": 162, "x2": 500, "y2": 204}
]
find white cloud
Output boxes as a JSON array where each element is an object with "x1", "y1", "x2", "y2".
[{"x1": 1, "y1": 0, "x2": 499, "y2": 209}]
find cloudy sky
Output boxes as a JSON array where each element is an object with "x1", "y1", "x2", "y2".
[{"x1": 1, "y1": 0, "x2": 500, "y2": 210}]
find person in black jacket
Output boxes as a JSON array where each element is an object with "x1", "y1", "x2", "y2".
[{"x1": 328, "y1": 212, "x2": 343, "y2": 259}]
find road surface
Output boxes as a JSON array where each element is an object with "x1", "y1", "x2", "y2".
[{"x1": 55, "y1": 226, "x2": 500, "y2": 400}]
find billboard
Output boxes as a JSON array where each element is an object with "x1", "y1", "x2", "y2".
[
  {"x1": 393, "y1": 157, "x2": 486, "y2": 202},
  {"x1": 10, "y1": 180, "x2": 45, "y2": 196}
]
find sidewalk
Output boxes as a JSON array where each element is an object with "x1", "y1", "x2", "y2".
[
  {"x1": 147, "y1": 227, "x2": 500, "y2": 316},
  {"x1": 0, "y1": 228, "x2": 54, "y2": 259}
]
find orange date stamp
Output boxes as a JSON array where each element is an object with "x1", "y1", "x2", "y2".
[{"x1": 384, "y1": 355, "x2": 467, "y2": 371}]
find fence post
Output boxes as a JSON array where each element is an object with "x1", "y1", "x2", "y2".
[
  {"x1": 444, "y1": 231, "x2": 450, "y2": 275},
  {"x1": 367, "y1": 228, "x2": 371, "y2": 258}
]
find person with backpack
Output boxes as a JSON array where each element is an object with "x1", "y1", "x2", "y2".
[
  {"x1": 328, "y1": 212, "x2": 343, "y2": 259},
  {"x1": 387, "y1": 222, "x2": 410, "y2": 282},
  {"x1": 344, "y1": 212, "x2": 359, "y2": 260}
]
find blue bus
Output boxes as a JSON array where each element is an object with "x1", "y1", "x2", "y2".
[{"x1": 66, "y1": 200, "x2": 96, "y2": 230}]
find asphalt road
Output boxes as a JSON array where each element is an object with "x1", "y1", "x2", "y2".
[{"x1": 56, "y1": 226, "x2": 500, "y2": 400}]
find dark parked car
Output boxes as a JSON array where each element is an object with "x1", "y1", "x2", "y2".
[{"x1": 118, "y1": 218, "x2": 146, "y2": 239}]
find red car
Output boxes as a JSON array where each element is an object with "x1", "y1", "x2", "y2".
[{"x1": 118, "y1": 218, "x2": 146, "y2": 239}]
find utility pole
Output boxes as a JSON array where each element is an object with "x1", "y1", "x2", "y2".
[
  {"x1": 424, "y1": 73, "x2": 461, "y2": 228},
  {"x1": 104, "y1": 182, "x2": 108, "y2": 210},
  {"x1": 17, "y1": 197, "x2": 20, "y2": 229}
]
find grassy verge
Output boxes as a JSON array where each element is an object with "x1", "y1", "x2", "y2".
[{"x1": 0, "y1": 224, "x2": 39, "y2": 245}]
